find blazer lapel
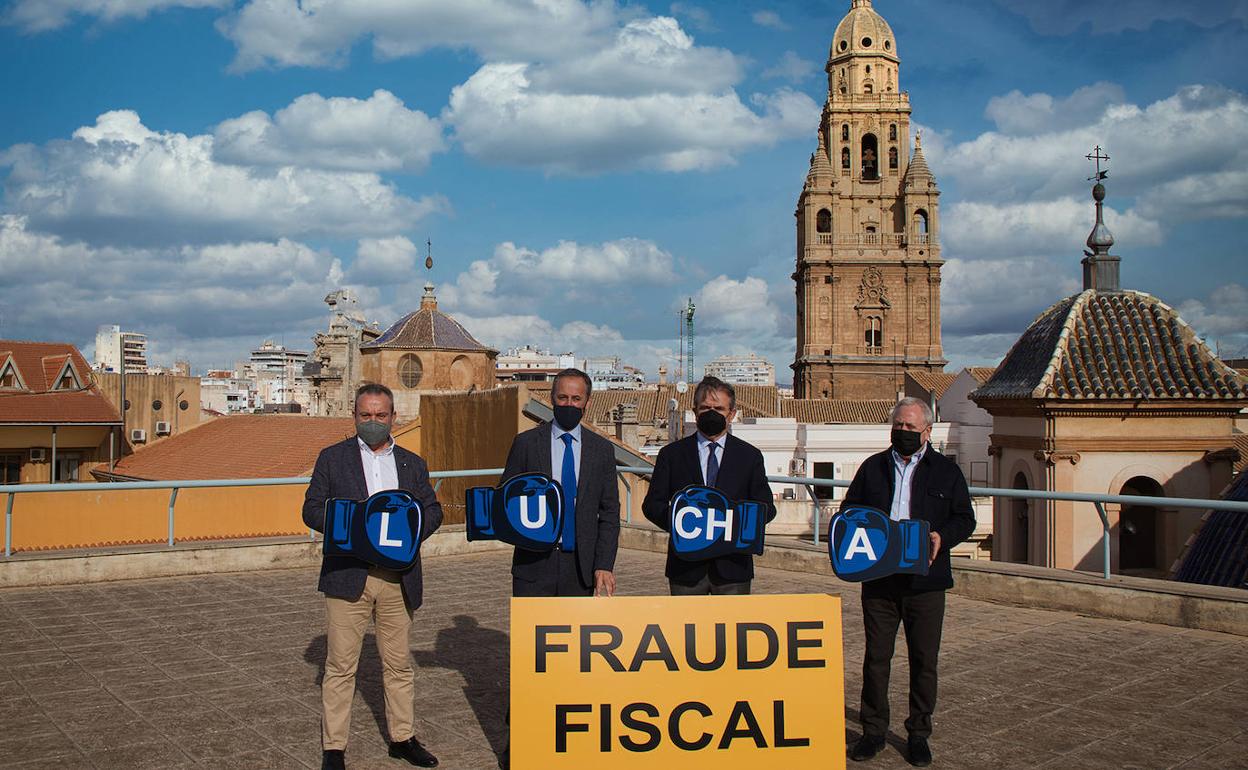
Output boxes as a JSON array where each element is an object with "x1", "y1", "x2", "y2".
[
  {"x1": 538, "y1": 424, "x2": 554, "y2": 478},
  {"x1": 910, "y1": 450, "x2": 932, "y2": 520},
  {"x1": 685, "y1": 434, "x2": 703, "y2": 484},
  {"x1": 346, "y1": 439, "x2": 369, "y2": 499}
]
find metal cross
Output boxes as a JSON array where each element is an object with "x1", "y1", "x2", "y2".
[{"x1": 1085, "y1": 145, "x2": 1109, "y2": 181}]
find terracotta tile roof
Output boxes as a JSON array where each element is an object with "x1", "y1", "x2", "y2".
[
  {"x1": 0, "y1": 340, "x2": 121, "y2": 424},
  {"x1": 1236, "y1": 435, "x2": 1248, "y2": 475},
  {"x1": 781, "y1": 399, "x2": 894, "y2": 424},
  {"x1": 966, "y1": 366, "x2": 997, "y2": 385},
  {"x1": 363, "y1": 306, "x2": 494, "y2": 352},
  {"x1": 96, "y1": 415, "x2": 356, "y2": 480},
  {"x1": 907, "y1": 371, "x2": 957, "y2": 399},
  {"x1": 1172, "y1": 471, "x2": 1248, "y2": 588},
  {"x1": 971, "y1": 291, "x2": 1248, "y2": 402}
]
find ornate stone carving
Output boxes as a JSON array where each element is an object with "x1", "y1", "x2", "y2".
[{"x1": 856, "y1": 266, "x2": 891, "y2": 309}]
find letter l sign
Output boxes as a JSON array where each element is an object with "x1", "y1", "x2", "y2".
[{"x1": 379, "y1": 510, "x2": 404, "y2": 547}]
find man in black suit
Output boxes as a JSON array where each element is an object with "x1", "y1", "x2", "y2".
[
  {"x1": 643, "y1": 376, "x2": 775, "y2": 594},
  {"x1": 502, "y1": 367, "x2": 620, "y2": 597},
  {"x1": 842, "y1": 397, "x2": 975, "y2": 768},
  {"x1": 303, "y1": 384, "x2": 443, "y2": 770}
]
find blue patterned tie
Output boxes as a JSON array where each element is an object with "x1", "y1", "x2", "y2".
[
  {"x1": 706, "y1": 442, "x2": 720, "y2": 487},
  {"x1": 560, "y1": 433, "x2": 577, "y2": 552}
]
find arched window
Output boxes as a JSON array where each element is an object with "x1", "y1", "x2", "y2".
[
  {"x1": 861, "y1": 134, "x2": 879, "y2": 180},
  {"x1": 841, "y1": 146, "x2": 851, "y2": 169},
  {"x1": 841, "y1": 124, "x2": 849, "y2": 141},
  {"x1": 865, "y1": 317, "x2": 883, "y2": 351},
  {"x1": 889, "y1": 124, "x2": 897, "y2": 141},
  {"x1": 1012, "y1": 472, "x2": 1030, "y2": 564},
  {"x1": 863, "y1": 83, "x2": 873, "y2": 95},
  {"x1": 913, "y1": 209, "x2": 929, "y2": 234},
  {"x1": 888, "y1": 146, "x2": 898, "y2": 169},
  {"x1": 1120, "y1": 476, "x2": 1164, "y2": 571},
  {"x1": 816, "y1": 209, "x2": 831, "y2": 233}
]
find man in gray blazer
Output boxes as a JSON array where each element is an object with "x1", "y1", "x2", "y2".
[
  {"x1": 502, "y1": 368, "x2": 620, "y2": 597},
  {"x1": 303, "y1": 383, "x2": 443, "y2": 770}
]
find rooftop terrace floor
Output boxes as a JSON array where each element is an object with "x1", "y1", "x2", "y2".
[{"x1": 1, "y1": 548, "x2": 1245, "y2": 769}]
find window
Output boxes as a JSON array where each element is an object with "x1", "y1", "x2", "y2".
[
  {"x1": 864, "y1": 83, "x2": 873, "y2": 95},
  {"x1": 865, "y1": 317, "x2": 883, "y2": 351},
  {"x1": 0, "y1": 454, "x2": 19, "y2": 484},
  {"x1": 913, "y1": 209, "x2": 929, "y2": 234},
  {"x1": 0, "y1": 357, "x2": 24, "y2": 390},
  {"x1": 841, "y1": 147, "x2": 851, "y2": 169},
  {"x1": 889, "y1": 124, "x2": 897, "y2": 141},
  {"x1": 861, "y1": 37, "x2": 873, "y2": 47},
  {"x1": 889, "y1": 146, "x2": 898, "y2": 169},
  {"x1": 813, "y1": 462, "x2": 837, "y2": 500},
  {"x1": 397, "y1": 354, "x2": 423, "y2": 389},
  {"x1": 861, "y1": 134, "x2": 879, "y2": 180},
  {"x1": 841, "y1": 124, "x2": 849, "y2": 141},
  {"x1": 54, "y1": 454, "x2": 81, "y2": 483},
  {"x1": 816, "y1": 209, "x2": 832, "y2": 233}
]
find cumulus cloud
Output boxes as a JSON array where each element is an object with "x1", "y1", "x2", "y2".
[
  {"x1": 925, "y1": 84, "x2": 1248, "y2": 208},
  {"x1": 942, "y1": 198, "x2": 1162, "y2": 260},
  {"x1": 217, "y1": 0, "x2": 616, "y2": 72},
  {"x1": 763, "y1": 51, "x2": 817, "y2": 82},
  {"x1": 984, "y1": 82, "x2": 1127, "y2": 135},
  {"x1": 350, "y1": 237, "x2": 420, "y2": 283},
  {"x1": 751, "y1": 10, "x2": 789, "y2": 30},
  {"x1": 991, "y1": 0, "x2": 1248, "y2": 35},
  {"x1": 213, "y1": 90, "x2": 446, "y2": 172},
  {"x1": 695, "y1": 276, "x2": 781, "y2": 336},
  {"x1": 669, "y1": 2, "x2": 714, "y2": 33},
  {"x1": 1178, "y1": 284, "x2": 1248, "y2": 341},
  {"x1": 446, "y1": 63, "x2": 818, "y2": 173},
  {"x1": 4, "y1": 0, "x2": 227, "y2": 33},
  {"x1": 941, "y1": 257, "x2": 1081, "y2": 338},
  {"x1": 0, "y1": 214, "x2": 340, "y2": 367},
  {"x1": 0, "y1": 110, "x2": 446, "y2": 246}
]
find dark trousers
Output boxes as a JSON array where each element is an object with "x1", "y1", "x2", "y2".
[
  {"x1": 512, "y1": 549, "x2": 592, "y2": 597},
  {"x1": 860, "y1": 576, "x2": 946, "y2": 739},
  {"x1": 669, "y1": 574, "x2": 750, "y2": 595}
]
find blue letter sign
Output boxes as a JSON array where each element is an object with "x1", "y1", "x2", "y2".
[
  {"x1": 668, "y1": 485, "x2": 767, "y2": 561},
  {"x1": 828, "y1": 506, "x2": 930, "y2": 582},
  {"x1": 465, "y1": 473, "x2": 565, "y2": 552},
  {"x1": 324, "y1": 490, "x2": 425, "y2": 571}
]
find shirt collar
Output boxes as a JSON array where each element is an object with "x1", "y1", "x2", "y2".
[
  {"x1": 551, "y1": 422, "x2": 582, "y2": 443},
  {"x1": 891, "y1": 443, "x2": 928, "y2": 467},
  {"x1": 697, "y1": 431, "x2": 725, "y2": 449},
  {"x1": 358, "y1": 436, "x2": 396, "y2": 457}
]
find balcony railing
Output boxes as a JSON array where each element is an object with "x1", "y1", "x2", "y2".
[
  {"x1": 4, "y1": 468, "x2": 1246, "y2": 581},
  {"x1": 813, "y1": 233, "x2": 930, "y2": 247}
]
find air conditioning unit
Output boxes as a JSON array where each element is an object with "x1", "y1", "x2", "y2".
[
  {"x1": 130, "y1": 429, "x2": 147, "y2": 443},
  {"x1": 782, "y1": 488, "x2": 796, "y2": 500},
  {"x1": 155, "y1": 421, "x2": 171, "y2": 436},
  {"x1": 29, "y1": 448, "x2": 46, "y2": 462}
]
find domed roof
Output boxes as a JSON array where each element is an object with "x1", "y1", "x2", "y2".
[
  {"x1": 971, "y1": 290, "x2": 1248, "y2": 402},
  {"x1": 362, "y1": 283, "x2": 495, "y2": 353},
  {"x1": 829, "y1": 0, "x2": 898, "y2": 63}
]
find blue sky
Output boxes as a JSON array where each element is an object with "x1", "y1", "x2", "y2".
[{"x1": 2, "y1": 0, "x2": 1246, "y2": 383}]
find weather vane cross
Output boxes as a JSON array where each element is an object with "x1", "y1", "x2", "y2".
[
  {"x1": 424, "y1": 237, "x2": 433, "y2": 271},
  {"x1": 1085, "y1": 145, "x2": 1110, "y2": 182}
]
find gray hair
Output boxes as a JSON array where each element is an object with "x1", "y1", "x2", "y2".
[{"x1": 891, "y1": 396, "x2": 934, "y2": 428}]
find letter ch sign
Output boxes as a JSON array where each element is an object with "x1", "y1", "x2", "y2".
[{"x1": 510, "y1": 595, "x2": 846, "y2": 768}]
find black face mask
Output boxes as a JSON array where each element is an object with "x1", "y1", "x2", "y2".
[
  {"x1": 696, "y1": 409, "x2": 727, "y2": 437},
  {"x1": 553, "y1": 404, "x2": 583, "y2": 431},
  {"x1": 890, "y1": 428, "x2": 924, "y2": 457}
]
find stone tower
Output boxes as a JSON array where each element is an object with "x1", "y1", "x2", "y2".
[{"x1": 792, "y1": 0, "x2": 946, "y2": 400}]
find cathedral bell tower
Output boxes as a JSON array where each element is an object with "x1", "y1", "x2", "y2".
[{"x1": 792, "y1": 0, "x2": 946, "y2": 400}]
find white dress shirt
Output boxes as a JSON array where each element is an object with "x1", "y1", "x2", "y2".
[
  {"x1": 889, "y1": 443, "x2": 928, "y2": 521},
  {"x1": 358, "y1": 436, "x2": 399, "y2": 497},
  {"x1": 696, "y1": 431, "x2": 726, "y2": 485}
]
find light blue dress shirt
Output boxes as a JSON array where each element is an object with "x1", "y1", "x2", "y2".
[
  {"x1": 696, "y1": 431, "x2": 725, "y2": 485},
  {"x1": 550, "y1": 423, "x2": 583, "y2": 490},
  {"x1": 889, "y1": 443, "x2": 928, "y2": 521}
]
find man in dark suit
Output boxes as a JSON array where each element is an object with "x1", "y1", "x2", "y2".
[
  {"x1": 303, "y1": 383, "x2": 443, "y2": 770},
  {"x1": 643, "y1": 376, "x2": 775, "y2": 594},
  {"x1": 842, "y1": 397, "x2": 975, "y2": 768},
  {"x1": 502, "y1": 368, "x2": 620, "y2": 597}
]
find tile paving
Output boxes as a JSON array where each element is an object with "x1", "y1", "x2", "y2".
[{"x1": 0, "y1": 548, "x2": 1245, "y2": 769}]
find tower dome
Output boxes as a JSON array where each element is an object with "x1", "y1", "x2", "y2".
[{"x1": 829, "y1": 0, "x2": 899, "y2": 64}]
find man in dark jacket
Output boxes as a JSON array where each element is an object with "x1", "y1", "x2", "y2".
[
  {"x1": 302, "y1": 384, "x2": 443, "y2": 770},
  {"x1": 842, "y1": 397, "x2": 975, "y2": 768},
  {"x1": 643, "y1": 376, "x2": 775, "y2": 594}
]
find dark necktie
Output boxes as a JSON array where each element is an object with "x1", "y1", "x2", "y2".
[
  {"x1": 706, "y1": 441, "x2": 720, "y2": 487},
  {"x1": 560, "y1": 433, "x2": 577, "y2": 552}
]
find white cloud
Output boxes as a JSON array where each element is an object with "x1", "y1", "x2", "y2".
[
  {"x1": 1178, "y1": 284, "x2": 1248, "y2": 340},
  {"x1": 984, "y1": 82, "x2": 1126, "y2": 135},
  {"x1": 941, "y1": 257, "x2": 1081, "y2": 338},
  {"x1": 4, "y1": 0, "x2": 227, "y2": 33},
  {"x1": 669, "y1": 2, "x2": 714, "y2": 32},
  {"x1": 350, "y1": 237, "x2": 420, "y2": 283},
  {"x1": 445, "y1": 63, "x2": 818, "y2": 173},
  {"x1": 763, "y1": 51, "x2": 816, "y2": 83},
  {"x1": 213, "y1": 90, "x2": 446, "y2": 172},
  {"x1": 695, "y1": 276, "x2": 781, "y2": 336},
  {"x1": 943, "y1": 198, "x2": 1162, "y2": 260},
  {"x1": 217, "y1": 0, "x2": 616, "y2": 72},
  {"x1": 0, "y1": 110, "x2": 447, "y2": 246},
  {"x1": 751, "y1": 10, "x2": 788, "y2": 30},
  {"x1": 0, "y1": 215, "x2": 339, "y2": 368}
]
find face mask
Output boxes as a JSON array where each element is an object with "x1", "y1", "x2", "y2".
[
  {"x1": 553, "y1": 404, "x2": 583, "y2": 431},
  {"x1": 891, "y1": 428, "x2": 923, "y2": 457},
  {"x1": 356, "y1": 420, "x2": 391, "y2": 446},
  {"x1": 696, "y1": 409, "x2": 727, "y2": 437}
]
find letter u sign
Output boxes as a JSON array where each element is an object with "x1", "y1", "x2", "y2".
[{"x1": 518, "y1": 495, "x2": 549, "y2": 529}]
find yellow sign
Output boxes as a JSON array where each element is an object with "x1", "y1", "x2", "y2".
[{"x1": 510, "y1": 594, "x2": 845, "y2": 769}]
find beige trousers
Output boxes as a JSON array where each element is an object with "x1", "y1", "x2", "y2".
[{"x1": 322, "y1": 568, "x2": 415, "y2": 749}]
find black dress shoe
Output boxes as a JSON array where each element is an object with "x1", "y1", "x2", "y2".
[
  {"x1": 389, "y1": 737, "x2": 438, "y2": 767},
  {"x1": 850, "y1": 734, "x2": 886, "y2": 761},
  {"x1": 907, "y1": 735, "x2": 932, "y2": 767},
  {"x1": 321, "y1": 749, "x2": 345, "y2": 770}
]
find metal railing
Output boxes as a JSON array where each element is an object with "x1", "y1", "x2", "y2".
[{"x1": 4, "y1": 468, "x2": 1247, "y2": 581}]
